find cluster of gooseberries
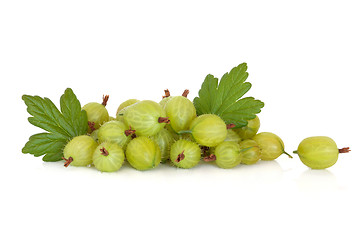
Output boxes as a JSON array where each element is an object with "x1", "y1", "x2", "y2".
[{"x1": 62, "y1": 90, "x2": 350, "y2": 172}]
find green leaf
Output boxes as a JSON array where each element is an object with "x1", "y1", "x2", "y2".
[
  {"x1": 22, "y1": 88, "x2": 88, "y2": 162},
  {"x1": 193, "y1": 74, "x2": 219, "y2": 115},
  {"x1": 22, "y1": 133, "x2": 68, "y2": 161},
  {"x1": 193, "y1": 63, "x2": 264, "y2": 128},
  {"x1": 60, "y1": 88, "x2": 88, "y2": 136},
  {"x1": 23, "y1": 95, "x2": 73, "y2": 138}
]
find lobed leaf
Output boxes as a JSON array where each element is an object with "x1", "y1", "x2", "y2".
[
  {"x1": 193, "y1": 74, "x2": 219, "y2": 115},
  {"x1": 221, "y1": 97, "x2": 264, "y2": 126},
  {"x1": 22, "y1": 133, "x2": 68, "y2": 161},
  {"x1": 193, "y1": 63, "x2": 264, "y2": 128},
  {"x1": 22, "y1": 95, "x2": 72, "y2": 138},
  {"x1": 22, "y1": 88, "x2": 88, "y2": 162},
  {"x1": 60, "y1": 88, "x2": 88, "y2": 136}
]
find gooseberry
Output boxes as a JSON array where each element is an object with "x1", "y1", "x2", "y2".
[
  {"x1": 92, "y1": 142, "x2": 125, "y2": 172},
  {"x1": 186, "y1": 114, "x2": 227, "y2": 147},
  {"x1": 165, "y1": 95, "x2": 196, "y2": 133},
  {"x1": 124, "y1": 100, "x2": 169, "y2": 136},
  {"x1": 170, "y1": 139, "x2": 201, "y2": 169},
  {"x1": 62, "y1": 135, "x2": 98, "y2": 167},
  {"x1": 82, "y1": 95, "x2": 110, "y2": 132},
  {"x1": 97, "y1": 120, "x2": 133, "y2": 149},
  {"x1": 238, "y1": 139, "x2": 261, "y2": 165},
  {"x1": 150, "y1": 128, "x2": 175, "y2": 163},
  {"x1": 125, "y1": 136, "x2": 161, "y2": 170},
  {"x1": 252, "y1": 132, "x2": 292, "y2": 160},
  {"x1": 204, "y1": 141, "x2": 241, "y2": 169},
  {"x1": 234, "y1": 115, "x2": 260, "y2": 140},
  {"x1": 294, "y1": 136, "x2": 350, "y2": 169}
]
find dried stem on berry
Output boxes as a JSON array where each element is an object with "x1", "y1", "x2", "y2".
[
  {"x1": 158, "y1": 117, "x2": 170, "y2": 124},
  {"x1": 102, "y1": 95, "x2": 109, "y2": 106},
  {"x1": 176, "y1": 150, "x2": 185, "y2": 162},
  {"x1": 203, "y1": 154, "x2": 216, "y2": 162},
  {"x1": 339, "y1": 147, "x2": 351, "y2": 153},
  {"x1": 162, "y1": 89, "x2": 170, "y2": 98},
  {"x1": 88, "y1": 121, "x2": 96, "y2": 132},
  {"x1": 226, "y1": 123, "x2": 236, "y2": 129},
  {"x1": 62, "y1": 157, "x2": 73, "y2": 167},
  {"x1": 100, "y1": 147, "x2": 109, "y2": 156},
  {"x1": 125, "y1": 126, "x2": 136, "y2": 137},
  {"x1": 182, "y1": 89, "x2": 190, "y2": 98}
]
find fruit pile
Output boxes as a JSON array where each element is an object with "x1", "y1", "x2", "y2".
[
  {"x1": 67, "y1": 92, "x2": 290, "y2": 172},
  {"x1": 22, "y1": 63, "x2": 350, "y2": 172}
]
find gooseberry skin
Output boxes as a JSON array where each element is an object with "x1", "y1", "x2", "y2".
[
  {"x1": 224, "y1": 129, "x2": 242, "y2": 143},
  {"x1": 124, "y1": 100, "x2": 167, "y2": 137},
  {"x1": 115, "y1": 107, "x2": 127, "y2": 122},
  {"x1": 63, "y1": 135, "x2": 98, "y2": 166},
  {"x1": 116, "y1": 99, "x2": 140, "y2": 115},
  {"x1": 234, "y1": 115, "x2": 260, "y2": 140},
  {"x1": 238, "y1": 139, "x2": 261, "y2": 165},
  {"x1": 92, "y1": 142, "x2": 125, "y2": 172},
  {"x1": 214, "y1": 141, "x2": 241, "y2": 169},
  {"x1": 116, "y1": 99, "x2": 139, "y2": 121},
  {"x1": 189, "y1": 114, "x2": 227, "y2": 147},
  {"x1": 252, "y1": 132, "x2": 289, "y2": 160},
  {"x1": 82, "y1": 102, "x2": 109, "y2": 131},
  {"x1": 97, "y1": 120, "x2": 131, "y2": 149},
  {"x1": 125, "y1": 136, "x2": 161, "y2": 171},
  {"x1": 165, "y1": 96, "x2": 196, "y2": 133},
  {"x1": 170, "y1": 139, "x2": 201, "y2": 169},
  {"x1": 296, "y1": 136, "x2": 339, "y2": 169},
  {"x1": 159, "y1": 96, "x2": 173, "y2": 109},
  {"x1": 90, "y1": 129, "x2": 99, "y2": 142},
  {"x1": 165, "y1": 124, "x2": 180, "y2": 140},
  {"x1": 150, "y1": 128, "x2": 175, "y2": 162}
]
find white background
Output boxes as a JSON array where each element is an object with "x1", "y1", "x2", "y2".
[{"x1": 1, "y1": 0, "x2": 359, "y2": 239}]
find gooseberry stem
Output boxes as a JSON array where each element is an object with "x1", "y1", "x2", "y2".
[
  {"x1": 177, "y1": 130, "x2": 192, "y2": 135},
  {"x1": 226, "y1": 123, "x2": 236, "y2": 129},
  {"x1": 339, "y1": 147, "x2": 351, "y2": 153},
  {"x1": 62, "y1": 157, "x2": 73, "y2": 167},
  {"x1": 162, "y1": 89, "x2": 170, "y2": 98},
  {"x1": 283, "y1": 151, "x2": 293, "y2": 158},
  {"x1": 125, "y1": 126, "x2": 136, "y2": 136},
  {"x1": 158, "y1": 117, "x2": 170, "y2": 124},
  {"x1": 102, "y1": 95, "x2": 109, "y2": 106},
  {"x1": 203, "y1": 154, "x2": 216, "y2": 162},
  {"x1": 100, "y1": 147, "x2": 109, "y2": 156},
  {"x1": 88, "y1": 121, "x2": 96, "y2": 132},
  {"x1": 239, "y1": 146, "x2": 254, "y2": 153},
  {"x1": 176, "y1": 151, "x2": 185, "y2": 162},
  {"x1": 182, "y1": 89, "x2": 190, "y2": 98},
  {"x1": 293, "y1": 150, "x2": 298, "y2": 154}
]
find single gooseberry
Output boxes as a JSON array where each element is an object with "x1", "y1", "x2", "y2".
[
  {"x1": 238, "y1": 139, "x2": 261, "y2": 165},
  {"x1": 234, "y1": 115, "x2": 260, "y2": 140},
  {"x1": 170, "y1": 139, "x2": 201, "y2": 169},
  {"x1": 294, "y1": 136, "x2": 350, "y2": 169},
  {"x1": 92, "y1": 142, "x2": 125, "y2": 172},
  {"x1": 62, "y1": 135, "x2": 98, "y2": 167},
  {"x1": 123, "y1": 100, "x2": 169, "y2": 137},
  {"x1": 125, "y1": 136, "x2": 161, "y2": 170},
  {"x1": 184, "y1": 114, "x2": 227, "y2": 147},
  {"x1": 204, "y1": 141, "x2": 241, "y2": 169},
  {"x1": 252, "y1": 132, "x2": 292, "y2": 160},
  {"x1": 82, "y1": 95, "x2": 110, "y2": 132}
]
